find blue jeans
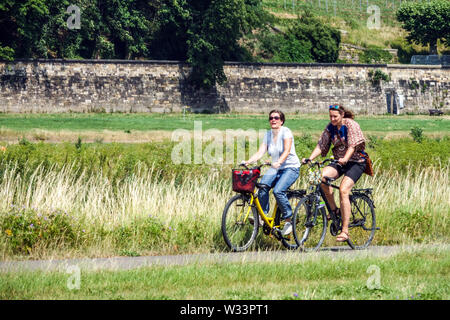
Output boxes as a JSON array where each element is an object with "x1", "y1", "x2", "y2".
[{"x1": 258, "y1": 167, "x2": 300, "y2": 220}]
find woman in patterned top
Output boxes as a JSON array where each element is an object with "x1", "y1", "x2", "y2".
[{"x1": 302, "y1": 105, "x2": 366, "y2": 242}]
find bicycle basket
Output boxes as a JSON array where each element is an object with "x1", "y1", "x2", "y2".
[{"x1": 232, "y1": 168, "x2": 261, "y2": 193}]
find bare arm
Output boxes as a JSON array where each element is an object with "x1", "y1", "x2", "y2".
[
  {"x1": 244, "y1": 142, "x2": 267, "y2": 166},
  {"x1": 302, "y1": 144, "x2": 322, "y2": 163},
  {"x1": 338, "y1": 146, "x2": 355, "y2": 165}
]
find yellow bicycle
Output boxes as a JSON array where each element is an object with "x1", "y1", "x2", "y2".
[{"x1": 221, "y1": 163, "x2": 305, "y2": 252}]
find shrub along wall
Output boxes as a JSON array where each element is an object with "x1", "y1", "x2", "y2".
[{"x1": 0, "y1": 59, "x2": 449, "y2": 114}]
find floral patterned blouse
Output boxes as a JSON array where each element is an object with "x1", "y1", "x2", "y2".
[{"x1": 318, "y1": 118, "x2": 366, "y2": 162}]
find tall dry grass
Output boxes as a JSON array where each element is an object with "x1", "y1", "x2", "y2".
[{"x1": 0, "y1": 160, "x2": 448, "y2": 259}]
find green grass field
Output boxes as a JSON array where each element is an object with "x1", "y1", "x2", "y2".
[
  {"x1": 0, "y1": 113, "x2": 448, "y2": 301},
  {"x1": 1, "y1": 246, "x2": 448, "y2": 299},
  {"x1": 0, "y1": 113, "x2": 448, "y2": 134}
]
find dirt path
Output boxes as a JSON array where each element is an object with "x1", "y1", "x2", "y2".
[{"x1": 1, "y1": 244, "x2": 446, "y2": 273}]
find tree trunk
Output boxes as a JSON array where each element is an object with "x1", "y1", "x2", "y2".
[{"x1": 430, "y1": 41, "x2": 438, "y2": 55}]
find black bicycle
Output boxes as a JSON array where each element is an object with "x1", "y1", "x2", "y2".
[{"x1": 291, "y1": 158, "x2": 378, "y2": 251}]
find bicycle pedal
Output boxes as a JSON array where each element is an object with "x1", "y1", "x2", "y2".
[{"x1": 305, "y1": 221, "x2": 314, "y2": 228}]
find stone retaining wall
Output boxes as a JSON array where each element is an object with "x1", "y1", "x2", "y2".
[{"x1": 0, "y1": 59, "x2": 448, "y2": 114}]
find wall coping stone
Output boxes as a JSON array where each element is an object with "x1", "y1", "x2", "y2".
[
  {"x1": 1, "y1": 59, "x2": 388, "y2": 69},
  {"x1": 387, "y1": 64, "x2": 445, "y2": 69},
  {"x1": 1, "y1": 59, "x2": 447, "y2": 70}
]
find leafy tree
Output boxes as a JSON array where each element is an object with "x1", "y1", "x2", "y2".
[
  {"x1": 152, "y1": 0, "x2": 269, "y2": 88},
  {"x1": 289, "y1": 11, "x2": 341, "y2": 63},
  {"x1": 0, "y1": 0, "x2": 268, "y2": 88},
  {"x1": 396, "y1": 0, "x2": 450, "y2": 54},
  {"x1": 0, "y1": 0, "x2": 161, "y2": 59}
]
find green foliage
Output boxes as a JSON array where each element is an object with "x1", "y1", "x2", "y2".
[
  {"x1": 371, "y1": 136, "x2": 450, "y2": 172},
  {"x1": 259, "y1": 10, "x2": 340, "y2": 63},
  {"x1": 259, "y1": 32, "x2": 313, "y2": 63},
  {"x1": 0, "y1": 207, "x2": 80, "y2": 254},
  {"x1": 396, "y1": 0, "x2": 450, "y2": 53},
  {"x1": 154, "y1": 0, "x2": 270, "y2": 88},
  {"x1": 114, "y1": 216, "x2": 168, "y2": 250},
  {"x1": 0, "y1": 0, "x2": 161, "y2": 60},
  {"x1": 367, "y1": 135, "x2": 383, "y2": 150},
  {"x1": 410, "y1": 127, "x2": 424, "y2": 143},
  {"x1": 368, "y1": 69, "x2": 390, "y2": 86},
  {"x1": 0, "y1": 46, "x2": 14, "y2": 61},
  {"x1": 289, "y1": 11, "x2": 341, "y2": 63},
  {"x1": 359, "y1": 46, "x2": 393, "y2": 64},
  {"x1": 389, "y1": 39, "x2": 429, "y2": 64},
  {"x1": 409, "y1": 78, "x2": 420, "y2": 90},
  {"x1": 75, "y1": 137, "x2": 82, "y2": 150}
]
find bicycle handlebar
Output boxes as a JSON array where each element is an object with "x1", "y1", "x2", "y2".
[
  {"x1": 239, "y1": 162, "x2": 271, "y2": 170},
  {"x1": 303, "y1": 158, "x2": 340, "y2": 168}
]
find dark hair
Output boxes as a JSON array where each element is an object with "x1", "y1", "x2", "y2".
[
  {"x1": 269, "y1": 109, "x2": 285, "y2": 125},
  {"x1": 330, "y1": 105, "x2": 355, "y2": 119}
]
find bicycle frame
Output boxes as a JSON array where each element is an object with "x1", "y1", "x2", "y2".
[
  {"x1": 319, "y1": 182, "x2": 340, "y2": 223},
  {"x1": 240, "y1": 193, "x2": 280, "y2": 229}
]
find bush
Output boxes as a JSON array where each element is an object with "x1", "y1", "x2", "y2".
[
  {"x1": 289, "y1": 11, "x2": 341, "y2": 63},
  {"x1": 359, "y1": 46, "x2": 393, "y2": 64},
  {"x1": 0, "y1": 46, "x2": 14, "y2": 61},
  {"x1": 0, "y1": 207, "x2": 81, "y2": 255},
  {"x1": 272, "y1": 34, "x2": 313, "y2": 63},
  {"x1": 259, "y1": 10, "x2": 340, "y2": 63},
  {"x1": 368, "y1": 69, "x2": 390, "y2": 85},
  {"x1": 410, "y1": 127, "x2": 424, "y2": 143},
  {"x1": 390, "y1": 39, "x2": 429, "y2": 64}
]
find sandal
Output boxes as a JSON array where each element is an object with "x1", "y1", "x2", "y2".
[
  {"x1": 328, "y1": 208, "x2": 340, "y2": 221},
  {"x1": 336, "y1": 231, "x2": 349, "y2": 242}
]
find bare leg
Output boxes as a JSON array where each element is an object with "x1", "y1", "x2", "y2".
[
  {"x1": 320, "y1": 166, "x2": 339, "y2": 212},
  {"x1": 337, "y1": 176, "x2": 355, "y2": 240}
]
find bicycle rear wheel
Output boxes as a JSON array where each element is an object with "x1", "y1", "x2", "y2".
[
  {"x1": 346, "y1": 194, "x2": 376, "y2": 249},
  {"x1": 222, "y1": 194, "x2": 259, "y2": 252},
  {"x1": 292, "y1": 197, "x2": 327, "y2": 252}
]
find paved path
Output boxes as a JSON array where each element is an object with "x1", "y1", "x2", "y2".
[{"x1": 0, "y1": 244, "x2": 447, "y2": 273}]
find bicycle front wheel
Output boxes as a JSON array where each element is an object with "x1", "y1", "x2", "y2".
[
  {"x1": 346, "y1": 194, "x2": 376, "y2": 249},
  {"x1": 221, "y1": 194, "x2": 259, "y2": 252},
  {"x1": 279, "y1": 192, "x2": 305, "y2": 250},
  {"x1": 293, "y1": 197, "x2": 327, "y2": 252}
]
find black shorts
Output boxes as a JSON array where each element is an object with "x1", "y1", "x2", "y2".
[{"x1": 327, "y1": 161, "x2": 366, "y2": 183}]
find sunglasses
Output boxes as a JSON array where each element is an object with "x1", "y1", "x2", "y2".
[
  {"x1": 329, "y1": 105, "x2": 340, "y2": 110},
  {"x1": 269, "y1": 116, "x2": 280, "y2": 121}
]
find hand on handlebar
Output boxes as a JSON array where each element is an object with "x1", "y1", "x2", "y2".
[
  {"x1": 240, "y1": 160, "x2": 271, "y2": 169},
  {"x1": 301, "y1": 158, "x2": 311, "y2": 164},
  {"x1": 337, "y1": 158, "x2": 347, "y2": 166}
]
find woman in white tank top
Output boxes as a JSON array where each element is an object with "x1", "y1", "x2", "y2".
[{"x1": 243, "y1": 110, "x2": 300, "y2": 236}]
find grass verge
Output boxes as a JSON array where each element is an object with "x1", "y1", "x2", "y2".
[{"x1": 0, "y1": 246, "x2": 448, "y2": 299}]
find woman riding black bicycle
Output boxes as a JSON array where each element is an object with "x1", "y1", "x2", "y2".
[{"x1": 302, "y1": 105, "x2": 367, "y2": 243}]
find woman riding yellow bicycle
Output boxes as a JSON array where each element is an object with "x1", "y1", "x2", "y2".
[{"x1": 243, "y1": 109, "x2": 300, "y2": 236}]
